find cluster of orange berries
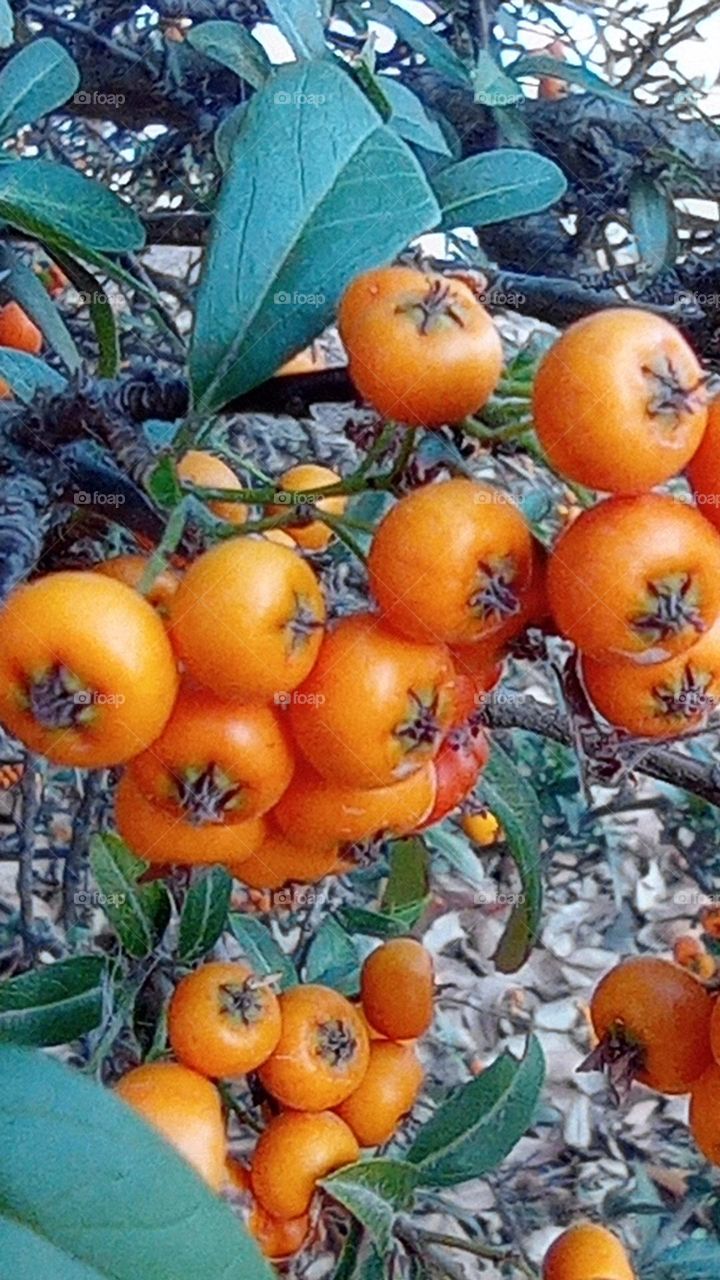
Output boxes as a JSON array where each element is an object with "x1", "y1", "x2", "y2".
[
  {"x1": 114, "y1": 938, "x2": 432, "y2": 1262},
  {"x1": 532, "y1": 309, "x2": 720, "y2": 740},
  {"x1": 585, "y1": 953, "x2": 720, "y2": 1168}
]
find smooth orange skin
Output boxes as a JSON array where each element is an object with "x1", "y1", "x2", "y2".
[
  {"x1": 268, "y1": 464, "x2": 347, "y2": 552},
  {"x1": 361, "y1": 939, "x2": 434, "y2": 1041},
  {"x1": 336, "y1": 1040, "x2": 424, "y2": 1146},
  {"x1": 0, "y1": 301, "x2": 42, "y2": 354},
  {"x1": 0, "y1": 572, "x2": 179, "y2": 768},
  {"x1": 462, "y1": 809, "x2": 502, "y2": 846},
  {"x1": 249, "y1": 1203, "x2": 311, "y2": 1261},
  {"x1": 177, "y1": 451, "x2": 248, "y2": 525},
  {"x1": 534, "y1": 308, "x2": 707, "y2": 493},
  {"x1": 590, "y1": 956, "x2": 714, "y2": 1093},
  {"x1": 114, "y1": 1062, "x2": 226, "y2": 1191},
  {"x1": 709, "y1": 995, "x2": 720, "y2": 1066},
  {"x1": 168, "y1": 538, "x2": 326, "y2": 702},
  {"x1": 289, "y1": 614, "x2": 456, "y2": 788},
  {"x1": 258, "y1": 984, "x2": 370, "y2": 1111},
  {"x1": 542, "y1": 1222, "x2": 635, "y2": 1280},
  {"x1": 277, "y1": 345, "x2": 327, "y2": 376},
  {"x1": 128, "y1": 686, "x2": 294, "y2": 822},
  {"x1": 262, "y1": 528, "x2": 296, "y2": 548},
  {"x1": 115, "y1": 773, "x2": 265, "y2": 866},
  {"x1": 94, "y1": 554, "x2": 180, "y2": 614},
  {"x1": 688, "y1": 399, "x2": 720, "y2": 531},
  {"x1": 690, "y1": 1063, "x2": 720, "y2": 1164},
  {"x1": 548, "y1": 494, "x2": 720, "y2": 662},
  {"x1": 272, "y1": 761, "x2": 436, "y2": 847},
  {"x1": 369, "y1": 478, "x2": 533, "y2": 646},
  {"x1": 582, "y1": 614, "x2": 720, "y2": 738},
  {"x1": 251, "y1": 1111, "x2": 359, "y2": 1219},
  {"x1": 169, "y1": 961, "x2": 281, "y2": 1079},
  {"x1": 232, "y1": 824, "x2": 341, "y2": 889},
  {"x1": 339, "y1": 267, "x2": 503, "y2": 427}
]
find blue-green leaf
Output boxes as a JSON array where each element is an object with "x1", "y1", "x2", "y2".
[
  {"x1": 0, "y1": 39, "x2": 79, "y2": 140},
  {"x1": 322, "y1": 1159, "x2": 419, "y2": 1250},
  {"x1": 90, "y1": 834, "x2": 171, "y2": 960},
  {"x1": 379, "y1": 77, "x2": 451, "y2": 156},
  {"x1": 0, "y1": 159, "x2": 145, "y2": 253},
  {"x1": 229, "y1": 914, "x2": 298, "y2": 989},
  {"x1": 435, "y1": 150, "x2": 567, "y2": 230},
  {"x1": 0, "y1": 956, "x2": 106, "y2": 1047},
  {"x1": 266, "y1": 0, "x2": 328, "y2": 59},
  {"x1": 0, "y1": 2, "x2": 13, "y2": 50},
  {"x1": 178, "y1": 867, "x2": 232, "y2": 964},
  {"x1": 187, "y1": 21, "x2": 271, "y2": 90},
  {"x1": 0, "y1": 347, "x2": 65, "y2": 402},
  {"x1": 628, "y1": 174, "x2": 677, "y2": 278},
  {"x1": 370, "y1": 2, "x2": 470, "y2": 88},
  {"x1": 511, "y1": 54, "x2": 629, "y2": 104}
]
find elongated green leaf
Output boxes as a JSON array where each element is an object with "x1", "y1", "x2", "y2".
[
  {"x1": 370, "y1": 2, "x2": 470, "y2": 88},
  {"x1": 229, "y1": 914, "x2": 298, "y2": 989},
  {"x1": 322, "y1": 1159, "x2": 418, "y2": 1250},
  {"x1": 0, "y1": 2, "x2": 13, "y2": 49},
  {"x1": 305, "y1": 917, "x2": 360, "y2": 994},
  {"x1": 406, "y1": 1037, "x2": 545, "y2": 1185},
  {"x1": 645, "y1": 1239, "x2": 720, "y2": 1279},
  {"x1": 628, "y1": 174, "x2": 676, "y2": 278},
  {"x1": 178, "y1": 867, "x2": 232, "y2": 964},
  {"x1": 0, "y1": 241, "x2": 79, "y2": 371},
  {"x1": 0, "y1": 1045, "x2": 275, "y2": 1280},
  {"x1": 477, "y1": 742, "x2": 543, "y2": 973},
  {"x1": 0, "y1": 159, "x2": 145, "y2": 253},
  {"x1": 90, "y1": 834, "x2": 171, "y2": 960},
  {"x1": 0, "y1": 347, "x2": 65, "y2": 402},
  {"x1": 337, "y1": 906, "x2": 410, "y2": 939},
  {"x1": 382, "y1": 838, "x2": 429, "y2": 919},
  {"x1": 435, "y1": 150, "x2": 567, "y2": 230},
  {"x1": 266, "y1": 0, "x2": 327, "y2": 59},
  {"x1": 190, "y1": 60, "x2": 439, "y2": 411},
  {"x1": 0, "y1": 956, "x2": 106, "y2": 1046},
  {"x1": 511, "y1": 54, "x2": 629, "y2": 104},
  {"x1": 0, "y1": 39, "x2": 79, "y2": 140},
  {"x1": 41, "y1": 246, "x2": 118, "y2": 375},
  {"x1": 379, "y1": 78, "x2": 450, "y2": 156},
  {"x1": 214, "y1": 103, "x2": 249, "y2": 170},
  {"x1": 472, "y1": 50, "x2": 523, "y2": 107},
  {"x1": 187, "y1": 21, "x2": 271, "y2": 90}
]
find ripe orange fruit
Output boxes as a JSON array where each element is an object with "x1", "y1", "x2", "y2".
[
  {"x1": 288, "y1": 613, "x2": 456, "y2": 788},
  {"x1": 168, "y1": 537, "x2": 326, "y2": 702},
  {"x1": 249, "y1": 1203, "x2": 311, "y2": 1261},
  {"x1": 547, "y1": 494, "x2": 720, "y2": 662},
  {"x1": 114, "y1": 1062, "x2": 226, "y2": 1190},
  {"x1": 361, "y1": 938, "x2": 434, "y2": 1041},
  {"x1": 368, "y1": 478, "x2": 533, "y2": 646},
  {"x1": 128, "y1": 685, "x2": 294, "y2": 823},
  {"x1": 251, "y1": 1111, "x2": 359, "y2": 1219},
  {"x1": 690, "y1": 1063, "x2": 720, "y2": 1164},
  {"x1": 115, "y1": 773, "x2": 265, "y2": 866},
  {"x1": 0, "y1": 572, "x2": 178, "y2": 768},
  {"x1": 231, "y1": 824, "x2": 341, "y2": 889},
  {"x1": 339, "y1": 266, "x2": 503, "y2": 427},
  {"x1": 258, "y1": 984, "x2": 370, "y2": 1111},
  {"x1": 462, "y1": 809, "x2": 502, "y2": 846},
  {"x1": 542, "y1": 1221, "x2": 635, "y2": 1280},
  {"x1": 335, "y1": 1040, "x2": 424, "y2": 1146},
  {"x1": 0, "y1": 301, "x2": 42, "y2": 354},
  {"x1": 177, "y1": 451, "x2": 248, "y2": 524},
  {"x1": 277, "y1": 344, "x2": 326, "y2": 375},
  {"x1": 587, "y1": 956, "x2": 713, "y2": 1093},
  {"x1": 169, "y1": 961, "x2": 281, "y2": 1079},
  {"x1": 94, "y1": 554, "x2": 180, "y2": 615},
  {"x1": 272, "y1": 761, "x2": 436, "y2": 847},
  {"x1": 268, "y1": 464, "x2": 347, "y2": 552},
  {"x1": 534, "y1": 308, "x2": 707, "y2": 493},
  {"x1": 688, "y1": 398, "x2": 720, "y2": 531}
]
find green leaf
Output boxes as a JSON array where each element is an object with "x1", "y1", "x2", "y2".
[
  {"x1": 337, "y1": 906, "x2": 410, "y2": 939},
  {"x1": 0, "y1": 159, "x2": 145, "y2": 253},
  {"x1": 190, "y1": 59, "x2": 439, "y2": 411},
  {"x1": 265, "y1": 0, "x2": 328, "y2": 59},
  {"x1": 369, "y1": 2, "x2": 470, "y2": 89},
  {"x1": 628, "y1": 174, "x2": 677, "y2": 278},
  {"x1": 643, "y1": 1239, "x2": 720, "y2": 1279},
  {"x1": 322, "y1": 1159, "x2": 419, "y2": 1250},
  {"x1": 434, "y1": 150, "x2": 567, "y2": 230},
  {"x1": 214, "y1": 103, "x2": 249, "y2": 170},
  {"x1": 187, "y1": 21, "x2": 271, "y2": 90},
  {"x1": 0, "y1": 347, "x2": 65, "y2": 403},
  {"x1": 178, "y1": 867, "x2": 232, "y2": 964},
  {"x1": 305, "y1": 918, "x2": 361, "y2": 994},
  {"x1": 0, "y1": 242, "x2": 79, "y2": 371},
  {"x1": 147, "y1": 455, "x2": 183, "y2": 509},
  {"x1": 471, "y1": 50, "x2": 523, "y2": 107},
  {"x1": 425, "y1": 825, "x2": 486, "y2": 890},
  {"x1": 0, "y1": 956, "x2": 106, "y2": 1047},
  {"x1": 229, "y1": 915, "x2": 298, "y2": 989},
  {"x1": 382, "y1": 838, "x2": 429, "y2": 918},
  {"x1": 90, "y1": 834, "x2": 171, "y2": 960},
  {"x1": 379, "y1": 78, "x2": 450, "y2": 156},
  {"x1": 0, "y1": 1045, "x2": 276, "y2": 1280},
  {"x1": 49, "y1": 247, "x2": 119, "y2": 376},
  {"x1": 477, "y1": 742, "x2": 543, "y2": 973},
  {"x1": 0, "y1": 2, "x2": 13, "y2": 49},
  {"x1": 0, "y1": 39, "x2": 79, "y2": 140},
  {"x1": 406, "y1": 1037, "x2": 545, "y2": 1185},
  {"x1": 510, "y1": 54, "x2": 629, "y2": 104}
]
